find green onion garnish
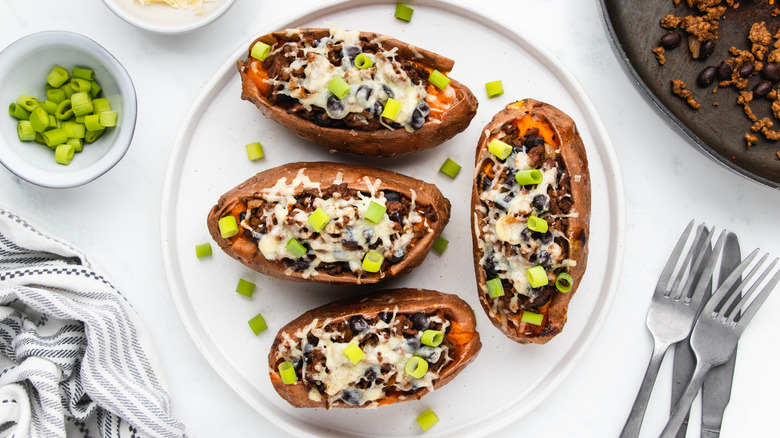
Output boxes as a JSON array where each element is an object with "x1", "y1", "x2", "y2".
[
  {"x1": 99, "y1": 111, "x2": 118, "y2": 128},
  {"x1": 428, "y1": 70, "x2": 450, "y2": 90},
  {"x1": 364, "y1": 201, "x2": 386, "y2": 224},
  {"x1": 527, "y1": 216, "x2": 548, "y2": 233},
  {"x1": 17, "y1": 121, "x2": 35, "y2": 142},
  {"x1": 432, "y1": 236, "x2": 449, "y2": 254},
  {"x1": 515, "y1": 169, "x2": 543, "y2": 185},
  {"x1": 521, "y1": 310, "x2": 544, "y2": 326},
  {"x1": 245, "y1": 141, "x2": 264, "y2": 161},
  {"x1": 485, "y1": 80, "x2": 504, "y2": 98},
  {"x1": 41, "y1": 100, "x2": 58, "y2": 115},
  {"x1": 248, "y1": 313, "x2": 268, "y2": 335},
  {"x1": 235, "y1": 278, "x2": 256, "y2": 298},
  {"x1": 416, "y1": 408, "x2": 439, "y2": 431},
  {"x1": 555, "y1": 272, "x2": 574, "y2": 293},
  {"x1": 72, "y1": 67, "x2": 95, "y2": 81},
  {"x1": 89, "y1": 80, "x2": 102, "y2": 99},
  {"x1": 54, "y1": 100, "x2": 73, "y2": 120},
  {"x1": 307, "y1": 208, "x2": 331, "y2": 232},
  {"x1": 439, "y1": 158, "x2": 461, "y2": 178},
  {"x1": 15, "y1": 95, "x2": 39, "y2": 112},
  {"x1": 395, "y1": 2, "x2": 414, "y2": 22},
  {"x1": 9, "y1": 103, "x2": 30, "y2": 120},
  {"x1": 488, "y1": 139, "x2": 513, "y2": 160},
  {"x1": 286, "y1": 238, "x2": 307, "y2": 258},
  {"x1": 362, "y1": 250, "x2": 383, "y2": 273},
  {"x1": 84, "y1": 128, "x2": 104, "y2": 144},
  {"x1": 327, "y1": 76, "x2": 351, "y2": 99},
  {"x1": 70, "y1": 92, "x2": 93, "y2": 116},
  {"x1": 69, "y1": 78, "x2": 92, "y2": 93},
  {"x1": 54, "y1": 143, "x2": 75, "y2": 165},
  {"x1": 195, "y1": 243, "x2": 212, "y2": 258},
  {"x1": 486, "y1": 278, "x2": 505, "y2": 298},
  {"x1": 250, "y1": 41, "x2": 272, "y2": 61},
  {"x1": 342, "y1": 342, "x2": 365, "y2": 364},
  {"x1": 381, "y1": 98, "x2": 403, "y2": 121},
  {"x1": 92, "y1": 98, "x2": 112, "y2": 114},
  {"x1": 405, "y1": 356, "x2": 429, "y2": 378},
  {"x1": 46, "y1": 88, "x2": 66, "y2": 104},
  {"x1": 42, "y1": 128, "x2": 67, "y2": 148},
  {"x1": 46, "y1": 66, "x2": 69, "y2": 88},
  {"x1": 218, "y1": 216, "x2": 239, "y2": 239},
  {"x1": 421, "y1": 330, "x2": 444, "y2": 347},
  {"x1": 354, "y1": 53, "x2": 373, "y2": 69},
  {"x1": 526, "y1": 265, "x2": 549, "y2": 288},
  {"x1": 29, "y1": 107, "x2": 49, "y2": 133},
  {"x1": 66, "y1": 138, "x2": 83, "y2": 152},
  {"x1": 278, "y1": 361, "x2": 297, "y2": 384}
]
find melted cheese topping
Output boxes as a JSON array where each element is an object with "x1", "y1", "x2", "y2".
[{"x1": 135, "y1": 0, "x2": 205, "y2": 13}]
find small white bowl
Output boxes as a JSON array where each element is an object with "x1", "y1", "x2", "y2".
[
  {"x1": 0, "y1": 31, "x2": 137, "y2": 188},
  {"x1": 101, "y1": 0, "x2": 236, "y2": 34}
]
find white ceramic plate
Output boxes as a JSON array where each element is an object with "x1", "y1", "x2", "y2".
[
  {"x1": 101, "y1": 0, "x2": 235, "y2": 34},
  {"x1": 161, "y1": 1, "x2": 625, "y2": 436}
]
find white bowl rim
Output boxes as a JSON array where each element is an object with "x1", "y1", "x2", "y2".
[
  {"x1": 101, "y1": 0, "x2": 237, "y2": 35},
  {"x1": 0, "y1": 30, "x2": 137, "y2": 188}
]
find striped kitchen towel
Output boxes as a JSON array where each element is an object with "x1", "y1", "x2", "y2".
[{"x1": 0, "y1": 208, "x2": 187, "y2": 438}]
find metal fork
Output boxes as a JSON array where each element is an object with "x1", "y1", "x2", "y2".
[
  {"x1": 660, "y1": 250, "x2": 780, "y2": 438},
  {"x1": 620, "y1": 221, "x2": 726, "y2": 438}
]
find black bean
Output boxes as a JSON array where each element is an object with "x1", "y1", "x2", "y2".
[
  {"x1": 389, "y1": 248, "x2": 405, "y2": 264},
  {"x1": 381, "y1": 84, "x2": 394, "y2": 99},
  {"x1": 303, "y1": 343, "x2": 314, "y2": 362},
  {"x1": 340, "y1": 389, "x2": 361, "y2": 405},
  {"x1": 327, "y1": 95, "x2": 345, "y2": 114},
  {"x1": 717, "y1": 61, "x2": 733, "y2": 81},
  {"x1": 383, "y1": 191, "x2": 401, "y2": 202},
  {"x1": 379, "y1": 311, "x2": 393, "y2": 323},
  {"x1": 753, "y1": 80, "x2": 773, "y2": 98},
  {"x1": 369, "y1": 101, "x2": 384, "y2": 117},
  {"x1": 481, "y1": 175, "x2": 493, "y2": 191},
  {"x1": 411, "y1": 313, "x2": 429, "y2": 330},
  {"x1": 536, "y1": 250, "x2": 552, "y2": 268},
  {"x1": 696, "y1": 66, "x2": 717, "y2": 87},
  {"x1": 495, "y1": 192, "x2": 514, "y2": 210},
  {"x1": 312, "y1": 111, "x2": 339, "y2": 128},
  {"x1": 524, "y1": 135, "x2": 545, "y2": 148},
  {"x1": 762, "y1": 63, "x2": 780, "y2": 82},
  {"x1": 349, "y1": 315, "x2": 369, "y2": 333},
  {"x1": 535, "y1": 231, "x2": 553, "y2": 244},
  {"x1": 362, "y1": 228, "x2": 375, "y2": 242},
  {"x1": 532, "y1": 194, "x2": 549, "y2": 212},
  {"x1": 345, "y1": 46, "x2": 361, "y2": 63},
  {"x1": 356, "y1": 84, "x2": 373, "y2": 105},
  {"x1": 291, "y1": 357, "x2": 302, "y2": 371},
  {"x1": 513, "y1": 144, "x2": 527, "y2": 154},
  {"x1": 520, "y1": 227, "x2": 532, "y2": 242},
  {"x1": 739, "y1": 62, "x2": 755, "y2": 78},
  {"x1": 417, "y1": 101, "x2": 431, "y2": 117},
  {"x1": 406, "y1": 337, "x2": 421, "y2": 350},
  {"x1": 660, "y1": 31, "x2": 681, "y2": 50},
  {"x1": 416, "y1": 346, "x2": 439, "y2": 362},
  {"x1": 409, "y1": 109, "x2": 425, "y2": 130},
  {"x1": 699, "y1": 40, "x2": 715, "y2": 60},
  {"x1": 364, "y1": 367, "x2": 378, "y2": 382},
  {"x1": 292, "y1": 259, "x2": 310, "y2": 271},
  {"x1": 484, "y1": 256, "x2": 499, "y2": 277}
]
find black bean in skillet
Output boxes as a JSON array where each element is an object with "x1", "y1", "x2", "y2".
[
  {"x1": 762, "y1": 63, "x2": 780, "y2": 82},
  {"x1": 532, "y1": 194, "x2": 549, "y2": 212},
  {"x1": 356, "y1": 84, "x2": 373, "y2": 105},
  {"x1": 388, "y1": 248, "x2": 405, "y2": 264},
  {"x1": 520, "y1": 227, "x2": 532, "y2": 242},
  {"x1": 698, "y1": 40, "x2": 715, "y2": 60},
  {"x1": 369, "y1": 101, "x2": 384, "y2": 117},
  {"x1": 381, "y1": 84, "x2": 394, "y2": 99},
  {"x1": 340, "y1": 389, "x2": 361, "y2": 405},
  {"x1": 345, "y1": 46, "x2": 361, "y2": 63},
  {"x1": 484, "y1": 256, "x2": 499, "y2": 278},
  {"x1": 417, "y1": 101, "x2": 431, "y2": 117},
  {"x1": 410, "y1": 313, "x2": 429, "y2": 331},
  {"x1": 753, "y1": 80, "x2": 773, "y2": 98},
  {"x1": 697, "y1": 66, "x2": 718, "y2": 87},
  {"x1": 364, "y1": 367, "x2": 378, "y2": 382},
  {"x1": 738, "y1": 62, "x2": 755, "y2": 78},
  {"x1": 362, "y1": 228, "x2": 375, "y2": 242},
  {"x1": 523, "y1": 135, "x2": 545, "y2": 148},
  {"x1": 327, "y1": 95, "x2": 345, "y2": 113},
  {"x1": 406, "y1": 337, "x2": 421, "y2": 350},
  {"x1": 660, "y1": 31, "x2": 682, "y2": 50},
  {"x1": 379, "y1": 311, "x2": 393, "y2": 323},
  {"x1": 534, "y1": 231, "x2": 553, "y2": 244},
  {"x1": 409, "y1": 109, "x2": 425, "y2": 130},
  {"x1": 717, "y1": 61, "x2": 733, "y2": 81},
  {"x1": 383, "y1": 191, "x2": 401, "y2": 203},
  {"x1": 349, "y1": 315, "x2": 369, "y2": 333},
  {"x1": 303, "y1": 343, "x2": 314, "y2": 361},
  {"x1": 536, "y1": 250, "x2": 552, "y2": 268},
  {"x1": 292, "y1": 259, "x2": 310, "y2": 271}
]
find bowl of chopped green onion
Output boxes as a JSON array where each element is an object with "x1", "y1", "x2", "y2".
[{"x1": 0, "y1": 30, "x2": 137, "y2": 188}]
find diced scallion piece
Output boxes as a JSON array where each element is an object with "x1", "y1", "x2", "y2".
[
  {"x1": 248, "y1": 313, "x2": 268, "y2": 335},
  {"x1": 42, "y1": 128, "x2": 67, "y2": 147},
  {"x1": 515, "y1": 169, "x2": 543, "y2": 185},
  {"x1": 72, "y1": 67, "x2": 95, "y2": 81},
  {"x1": 69, "y1": 78, "x2": 92, "y2": 93},
  {"x1": 46, "y1": 88, "x2": 66, "y2": 104},
  {"x1": 9, "y1": 103, "x2": 30, "y2": 120},
  {"x1": 416, "y1": 408, "x2": 439, "y2": 431},
  {"x1": 245, "y1": 141, "x2": 264, "y2": 160},
  {"x1": 526, "y1": 265, "x2": 549, "y2": 288},
  {"x1": 54, "y1": 143, "x2": 75, "y2": 165},
  {"x1": 84, "y1": 114, "x2": 102, "y2": 132},
  {"x1": 488, "y1": 139, "x2": 513, "y2": 160},
  {"x1": 521, "y1": 310, "x2": 544, "y2": 326},
  {"x1": 278, "y1": 361, "x2": 297, "y2": 384},
  {"x1": 29, "y1": 107, "x2": 49, "y2": 133},
  {"x1": 555, "y1": 272, "x2": 574, "y2": 293},
  {"x1": 92, "y1": 98, "x2": 112, "y2": 114},
  {"x1": 421, "y1": 330, "x2": 444, "y2": 347},
  {"x1": 485, "y1": 80, "x2": 504, "y2": 98},
  {"x1": 286, "y1": 238, "x2": 307, "y2": 258},
  {"x1": 62, "y1": 121, "x2": 85, "y2": 139},
  {"x1": 66, "y1": 138, "x2": 83, "y2": 152},
  {"x1": 46, "y1": 66, "x2": 69, "y2": 88},
  {"x1": 235, "y1": 278, "x2": 256, "y2": 297},
  {"x1": 195, "y1": 242, "x2": 212, "y2": 258},
  {"x1": 342, "y1": 342, "x2": 365, "y2": 364},
  {"x1": 362, "y1": 250, "x2": 383, "y2": 273},
  {"x1": 17, "y1": 121, "x2": 35, "y2": 141},
  {"x1": 16, "y1": 95, "x2": 39, "y2": 112},
  {"x1": 381, "y1": 98, "x2": 403, "y2": 121},
  {"x1": 439, "y1": 158, "x2": 461, "y2": 178},
  {"x1": 354, "y1": 53, "x2": 373, "y2": 69},
  {"x1": 99, "y1": 111, "x2": 117, "y2": 128},
  {"x1": 395, "y1": 2, "x2": 414, "y2": 21},
  {"x1": 486, "y1": 277, "x2": 504, "y2": 298},
  {"x1": 84, "y1": 128, "x2": 104, "y2": 143},
  {"x1": 405, "y1": 356, "x2": 428, "y2": 378},
  {"x1": 327, "y1": 76, "x2": 351, "y2": 99},
  {"x1": 89, "y1": 80, "x2": 102, "y2": 98},
  {"x1": 250, "y1": 41, "x2": 271, "y2": 61},
  {"x1": 364, "y1": 201, "x2": 386, "y2": 224},
  {"x1": 55, "y1": 100, "x2": 73, "y2": 120},
  {"x1": 428, "y1": 70, "x2": 450, "y2": 90},
  {"x1": 307, "y1": 208, "x2": 331, "y2": 232},
  {"x1": 432, "y1": 237, "x2": 448, "y2": 254},
  {"x1": 527, "y1": 216, "x2": 548, "y2": 233},
  {"x1": 218, "y1": 216, "x2": 239, "y2": 238},
  {"x1": 41, "y1": 100, "x2": 58, "y2": 114},
  {"x1": 46, "y1": 115, "x2": 59, "y2": 130},
  {"x1": 70, "y1": 92, "x2": 93, "y2": 116}
]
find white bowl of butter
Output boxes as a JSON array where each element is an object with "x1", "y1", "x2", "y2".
[{"x1": 101, "y1": 0, "x2": 236, "y2": 34}]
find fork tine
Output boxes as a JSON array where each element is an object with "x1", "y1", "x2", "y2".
[
  {"x1": 668, "y1": 224, "x2": 708, "y2": 299},
  {"x1": 703, "y1": 248, "x2": 759, "y2": 316},
  {"x1": 718, "y1": 253, "x2": 770, "y2": 320},
  {"x1": 730, "y1": 259, "x2": 780, "y2": 331},
  {"x1": 656, "y1": 220, "x2": 696, "y2": 292},
  {"x1": 688, "y1": 229, "x2": 726, "y2": 304}
]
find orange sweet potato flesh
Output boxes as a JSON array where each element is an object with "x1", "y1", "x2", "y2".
[
  {"x1": 207, "y1": 162, "x2": 451, "y2": 285},
  {"x1": 237, "y1": 28, "x2": 478, "y2": 157},
  {"x1": 471, "y1": 99, "x2": 591, "y2": 344},
  {"x1": 267, "y1": 288, "x2": 481, "y2": 408}
]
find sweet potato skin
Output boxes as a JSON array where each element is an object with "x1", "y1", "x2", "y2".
[
  {"x1": 207, "y1": 162, "x2": 451, "y2": 284},
  {"x1": 267, "y1": 288, "x2": 481, "y2": 408},
  {"x1": 237, "y1": 28, "x2": 478, "y2": 157},
  {"x1": 471, "y1": 99, "x2": 591, "y2": 344}
]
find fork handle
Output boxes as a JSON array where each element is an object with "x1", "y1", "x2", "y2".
[
  {"x1": 660, "y1": 361, "x2": 714, "y2": 438},
  {"x1": 620, "y1": 341, "x2": 670, "y2": 438}
]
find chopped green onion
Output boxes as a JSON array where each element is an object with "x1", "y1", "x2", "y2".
[
  {"x1": 61, "y1": 83, "x2": 76, "y2": 99},
  {"x1": 47, "y1": 114, "x2": 59, "y2": 131},
  {"x1": 245, "y1": 141, "x2": 264, "y2": 160},
  {"x1": 405, "y1": 356, "x2": 428, "y2": 378},
  {"x1": 364, "y1": 201, "x2": 386, "y2": 224},
  {"x1": 54, "y1": 143, "x2": 75, "y2": 165},
  {"x1": 307, "y1": 208, "x2": 330, "y2": 232},
  {"x1": 29, "y1": 107, "x2": 49, "y2": 133},
  {"x1": 218, "y1": 216, "x2": 239, "y2": 239},
  {"x1": 486, "y1": 277, "x2": 505, "y2": 298},
  {"x1": 381, "y1": 98, "x2": 403, "y2": 121},
  {"x1": 362, "y1": 250, "x2": 383, "y2": 272},
  {"x1": 70, "y1": 92, "x2": 93, "y2": 116},
  {"x1": 342, "y1": 342, "x2": 365, "y2": 364},
  {"x1": 16, "y1": 95, "x2": 39, "y2": 112},
  {"x1": 526, "y1": 265, "x2": 549, "y2": 288},
  {"x1": 92, "y1": 98, "x2": 112, "y2": 114},
  {"x1": 72, "y1": 67, "x2": 94, "y2": 81},
  {"x1": 84, "y1": 128, "x2": 104, "y2": 143},
  {"x1": 99, "y1": 111, "x2": 117, "y2": 128},
  {"x1": 428, "y1": 70, "x2": 450, "y2": 90},
  {"x1": 9, "y1": 103, "x2": 30, "y2": 120},
  {"x1": 89, "y1": 80, "x2": 102, "y2": 98},
  {"x1": 34, "y1": 133, "x2": 45, "y2": 145},
  {"x1": 250, "y1": 41, "x2": 272, "y2": 61},
  {"x1": 327, "y1": 76, "x2": 351, "y2": 99},
  {"x1": 395, "y1": 2, "x2": 414, "y2": 21},
  {"x1": 61, "y1": 121, "x2": 85, "y2": 139},
  {"x1": 286, "y1": 238, "x2": 307, "y2": 258},
  {"x1": 439, "y1": 158, "x2": 461, "y2": 178},
  {"x1": 432, "y1": 236, "x2": 449, "y2": 254},
  {"x1": 521, "y1": 310, "x2": 544, "y2": 326},
  {"x1": 515, "y1": 169, "x2": 543, "y2": 185},
  {"x1": 46, "y1": 66, "x2": 69, "y2": 88},
  {"x1": 249, "y1": 313, "x2": 268, "y2": 335},
  {"x1": 485, "y1": 80, "x2": 504, "y2": 98},
  {"x1": 416, "y1": 408, "x2": 439, "y2": 431},
  {"x1": 46, "y1": 88, "x2": 66, "y2": 104},
  {"x1": 555, "y1": 272, "x2": 574, "y2": 293},
  {"x1": 84, "y1": 114, "x2": 102, "y2": 132},
  {"x1": 69, "y1": 78, "x2": 92, "y2": 93},
  {"x1": 527, "y1": 216, "x2": 548, "y2": 233},
  {"x1": 42, "y1": 128, "x2": 67, "y2": 147},
  {"x1": 41, "y1": 100, "x2": 58, "y2": 114},
  {"x1": 17, "y1": 121, "x2": 35, "y2": 141},
  {"x1": 55, "y1": 100, "x2": 73, "y2": 120},
  {"x1": 66, "y1": 138, "x2": 83, "y2": 152},
  {"x1": 421, "y1": 330, "x2": 444, "y2": 347},
  {"x1": 235, "y1": 278, "x2": 256, "y2": 297},
  {"x1": 354, "y1": 53, "x2": 373, "y2": 69},
  {"x1": 195, "y1": 242, "x2": 212, "y2": 258},
  {"x1": 278, "y1": 361, "x2": 297, "y2": 384},
  {"x1": 488, "y1": 139, "x2": 513, "y2": 160}
]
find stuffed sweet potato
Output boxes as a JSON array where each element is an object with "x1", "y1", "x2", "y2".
[
  {"x1": 471, "y1": 99, "x2": 590, "y2": 344},
  {"x1": 237, "y1": 27, "x2": 478, "y2": 157},
  {"x1": 207, "y1": 162, "x2": 450, "y2": 284},
  {"x1": 268, "y1": 288, "x2": 481, "y2": 408}
]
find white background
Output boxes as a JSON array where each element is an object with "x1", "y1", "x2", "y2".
[{"x1": 1, "y1": 0, "x2": 778, "y2": 437}]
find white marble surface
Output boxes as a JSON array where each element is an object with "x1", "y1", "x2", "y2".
[{"x1": 1, "y1": 0, "x2": 778, "y2": 437}]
